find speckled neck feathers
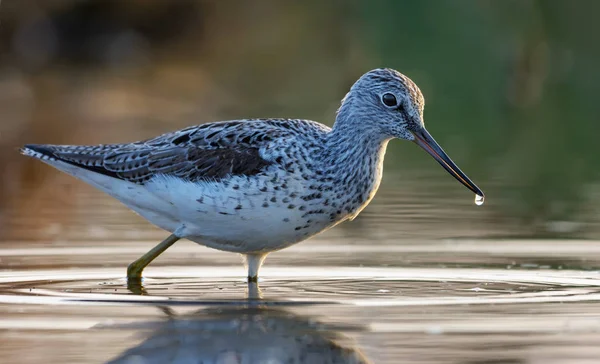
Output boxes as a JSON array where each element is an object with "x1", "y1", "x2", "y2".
[{"x1": 321, "y1": 106, "x2": 391, "y2": 219}]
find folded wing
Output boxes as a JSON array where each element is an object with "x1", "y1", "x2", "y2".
[{"x1": 22, "y1": 120, "x2": 279, "y2": 185}]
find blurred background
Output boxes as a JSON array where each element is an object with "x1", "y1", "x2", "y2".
[{"x1": 1, "y1": 0, "x2": 600, "y2": 242}]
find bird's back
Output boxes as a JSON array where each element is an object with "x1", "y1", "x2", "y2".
[{"x1": 22, "y1": 118, "x2": 331, "y2": 185}]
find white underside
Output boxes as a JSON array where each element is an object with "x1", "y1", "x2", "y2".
[{"x1": 39, "y1": 159, "x2": 340, "y2": 254}]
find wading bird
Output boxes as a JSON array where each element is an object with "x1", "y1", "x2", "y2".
[{"x1": 22, "y1": 68, "x2": 484, "y2": 282}]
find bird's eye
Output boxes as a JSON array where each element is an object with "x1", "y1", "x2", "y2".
[{"x1": 381, "y1": 93, "x2": 397, "y2": 108}]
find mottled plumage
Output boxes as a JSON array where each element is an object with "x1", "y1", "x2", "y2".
[
  {"x1": 22, "y1": 68, "x2": 484, "y2": 280},
  {"x1": 26, "y1": 119, "x2": 329, "y2": 184}
]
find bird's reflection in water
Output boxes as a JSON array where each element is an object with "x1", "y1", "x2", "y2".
[{"x1": 109, "y1": 282, "x2": 370, "y2": 363}]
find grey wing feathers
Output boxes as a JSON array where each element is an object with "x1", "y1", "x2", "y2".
[{"x1": 21, "y1": 120, "x2": 283, "y2": 184}]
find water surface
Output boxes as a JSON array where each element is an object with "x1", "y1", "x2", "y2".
[{"x1": 1, "y1": 237, "x2": 600, "y2": 363}]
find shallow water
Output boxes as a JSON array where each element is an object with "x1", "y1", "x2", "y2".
[{"x1": 1, "y1": 237, "x2": 600, "y2": 363}]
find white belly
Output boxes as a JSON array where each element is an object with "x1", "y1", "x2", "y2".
[
  {"x1": 68, "y1": 168, "x2": 337, "y2": 253},
  {"x1": 143, "y1": 175, "x2": 336, "y2": 252}
]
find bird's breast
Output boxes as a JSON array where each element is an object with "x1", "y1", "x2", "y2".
[{"x1": 327, "y1": 145, "x2": 387, "y2": 222}]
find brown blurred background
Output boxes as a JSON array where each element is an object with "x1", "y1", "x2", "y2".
[{"x1": 1, "y1": 0, "x2": 599, "y2": 242}]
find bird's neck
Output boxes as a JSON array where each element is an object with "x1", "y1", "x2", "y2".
[
  {"x1": 325, "y1": 123, "x2": 390, "y2": 167},
  {"x1": 322, "y1": 116, "x2": 391, "y2": 217},
  {"x1": 325, "y1": 110, "x2": 391, "y2": 164}
]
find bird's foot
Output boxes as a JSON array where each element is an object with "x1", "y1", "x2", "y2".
[{"x1": 126, "y1": 276, "x2": 147, "y2": 295}]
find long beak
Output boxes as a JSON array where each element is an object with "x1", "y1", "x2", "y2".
[{"x1": 411, "y1": 128, "x2": 484, "y2": 199}]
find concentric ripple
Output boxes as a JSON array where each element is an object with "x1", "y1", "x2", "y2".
[{"x1": 1, "y1": 265, "x2": 600, "y2": 306}]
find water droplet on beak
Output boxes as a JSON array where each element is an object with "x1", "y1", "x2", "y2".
[{"x1": 475, "y1": 194, "x2": 484, "y2": 206}]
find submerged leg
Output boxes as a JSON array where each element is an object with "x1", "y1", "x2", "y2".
[
  {"x1": 246, "y1": 280, "x2": 263, "y2": 300},
  {"x1": 242, "y1": 253, "x2": 268, "y2": 282},
  {"x1": 127, "y1": 234, "x2": 180, "y2": 279}
]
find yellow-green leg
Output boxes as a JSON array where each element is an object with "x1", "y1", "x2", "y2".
[{"x1": 127, "y1": 234, "x2": 180, "y2": 279}]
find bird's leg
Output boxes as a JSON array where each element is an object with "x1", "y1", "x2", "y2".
[
  {"x1": 126, "y1": 280, "x2": 147, "y2": 295},
  {"x1": 242, "y1": 253, "x2": 268, "y2": 282},
  {"x1": 246, "y1": 280, "x2": 263, "y2": 300},
  {"x1": 127, "y1": 234, "x2": 180, "y2": 280}
]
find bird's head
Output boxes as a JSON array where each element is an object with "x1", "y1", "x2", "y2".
[{"x1": 337, "y1": 68, "x2": 484, "y2": 203}]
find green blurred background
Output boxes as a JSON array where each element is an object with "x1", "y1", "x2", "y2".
[{"x1": 1, "y1": 0, "x2": 599, "y2": 241}]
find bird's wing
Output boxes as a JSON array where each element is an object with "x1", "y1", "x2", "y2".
[{"x1": 22, "y1": 119, "x2": 317, "y2": 184}]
